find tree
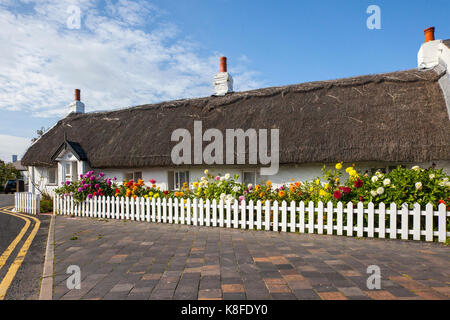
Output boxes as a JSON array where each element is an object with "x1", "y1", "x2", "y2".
[
  {"x1": 31, "y1": 126, "x2": 47, "y2": 143},
  {"x1": 0, "y1": 160, "x2": 22, "y2": 187}
]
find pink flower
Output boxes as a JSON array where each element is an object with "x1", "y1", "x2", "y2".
[
  {"x1": 149, "y1": 179, "x2": 156, "y2": 184},
  {"x1": 216, "y1": 176, "x2": 220, "y2": 181},
  {"x1": 239, "y1": 196, "x2": 245, "y2": 202},
  {"x1": 99, "y1": 172, "x2": 104, "y2": 177}
]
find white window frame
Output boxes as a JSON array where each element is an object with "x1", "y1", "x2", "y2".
[
  {"x1": 124, "y1": 171, "x2": 142, "y2": 181},
  {"x1": 47, "y1": 167, "x2": 57, "y2": 185},
  {"x1": 173, "y1": 171, "x2": 190, "y2": 190},
  {"x1": 242, "y1": 170, "x2": 257, "y2": 186}
]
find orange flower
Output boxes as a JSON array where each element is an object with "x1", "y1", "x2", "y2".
[
  {"x1": 278, "y1": 190, "x2": 286, "y2": 198},
  {"x1": 266, "y1": 180, "x2": 272, "y2": 187},
  {"x1": 295, "y1": 182, "x2": 301, "y2": 187},
  {"x1": 289, "y1": 185, "x2": 296, "y2": 192},
  {"x1": 255, "y1": 185, "x2": 261, "y2": 191}
]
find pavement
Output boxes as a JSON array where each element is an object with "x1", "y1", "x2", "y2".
[
  {"x1": 0, "y1": 195, "x2": 50, "y2": 300},
  {"x1": 53, "y1": 215, "x2": 450, "y2": 300}
]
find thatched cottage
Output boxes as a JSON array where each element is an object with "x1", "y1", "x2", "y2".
[{"x1": 22, "y1": 29, "x2": 450, "y2": 195}]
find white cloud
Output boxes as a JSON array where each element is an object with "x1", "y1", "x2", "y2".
[
  {"x1": 0, "y1": 0, "x2": 263, "y2": 118},
  {"x1": 0, "y1": 134, "x2": 31, "y2": 162}
]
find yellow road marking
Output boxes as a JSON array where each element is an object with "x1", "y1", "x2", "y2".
[
  {"x1": 0, "y1": 208, "x2": 31, "y2": 272},
  {"x1": 0, "y1": 207, "x2": 41, "y2": 300}
]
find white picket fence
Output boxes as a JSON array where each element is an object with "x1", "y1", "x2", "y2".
[
  {"x1": 54, "y1": 195, "x2": 450, "y2": 243},
  {"x1": 15, "y1": 192, "x2": 40, "y2": 215}
]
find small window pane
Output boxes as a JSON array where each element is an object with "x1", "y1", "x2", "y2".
[
  {"x1": 48, "y1": 168, "x2": 56, "y2": 184},
  {"x1": 125, "y1": 173, "x2": 133, "y2": 181},
  {"x1": 134, "y1": 172, "x2": 142, "y2": 180},
  {"x1": 243, "y1": 172, "x2": 256, "y2": 186}
]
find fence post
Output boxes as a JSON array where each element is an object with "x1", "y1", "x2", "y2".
[
  {"x1": 192, "y1": 198, "x2": 198, "y2": 226},
  {"x1": 413, "y1": 203, "x2": 421, "y2": 241},
  {"x1": 346, "y1": 202, "x2": 354, "y2": 237},
  {"x1": 240, "y1": 200, "x2": 246, "y2": 230},
  {"x1": 326, "y1": 201, "x2": 333, "y2": 235},
  {"x1": 367, "y1": 202, "x2": 375, "y2": 238},
  {"x1": 264, "y1": 200, "x2": 271, "y2": 231},
  {"x1": 281, "y1": 201, "x2": 287, "y2": 232},
  {"x1": 389, "y1": 203, "x2": 397, "y2": 239},
  {"x1": 307, "y1": 201, "x2": 314, "y2": 234},
  {"x1": 233, "y1": 200, "x2": 239, "y2": 229},
  {"x1": 168, "y1": 198, "x2": 173, "y2": 224},
  {"x1": 401, "y1": 203, "x2": 409, "y2": 240},
  {"x1": 248, "y1": 200, "x2": 255, "y2": 230},
  {"x1": 357, "y1": 201, "x2": 364, "y2": 237},
  {"x1": 317, "y1": 201, "x2": 323, "y2": 234}
]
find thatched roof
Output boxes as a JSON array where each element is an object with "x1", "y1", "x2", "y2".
[{"x1": 22, "y1": 67, "x2": 450, "y2": 168}]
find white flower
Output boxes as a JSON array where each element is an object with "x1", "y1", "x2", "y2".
[
  {"x1": 204, "y1": 169, "x2": 209, "y2": 175},
  {"x1": 446, "y1": 181, "x2": 450, "y2": 188},
  {"x1": 412, "y1": 166, "x2": 420, "y2": 171},
  {"x1": 232, "y1": 186, "x2": 240, "y2": 193},
  {"x1": 220, "y1": 193, "x2": 226, "y2": 201},
  {"x1": 443, "y1": 178, "x2": 449, "y2": 183},
  {"x1": 225, "y1": 194, "x2": 235, "y2": 202},
  {"x1": 224, "y1": 173, "x2": 231, "y2": 180},
  {"x1": 376, "y1": 171, "x2": 384, "y2": 178},
  {"x1": 247, "y1": 184, "x2": 253, "y2": 189},
  {"x1": 201, "y1": 176, "x2": 207, "y2": 181},
  {"x1": 370, "y1": 190, "x2": 378, "y2": 197},
  {"x1": 415, "y1": 182, "x2": 422, "y2": 190},
  {"x1": 371, "y1": 176, "x2": 379, "y2": 183},
  {"x1": 429, "y1": 174, "x2": 435, "y2": 180},
  {"x1": 383, "y1": 178, "x2": 391, "y2": 186},
  {"x1": 376, "y1": 187, "x2": 384, "y2": 195}
]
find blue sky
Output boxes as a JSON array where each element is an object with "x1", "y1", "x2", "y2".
[{"x1": 0, "y1": 0, "x2": 449, "y2": 162}]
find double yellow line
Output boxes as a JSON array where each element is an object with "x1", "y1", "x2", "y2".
[{"x1": 0, "y1": 206, "x2": 40, "y2": 300}]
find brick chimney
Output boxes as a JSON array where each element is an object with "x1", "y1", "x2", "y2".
[
  {"x1": 213, "y1": 56, "x2": 233, "y2": 96},
  {"x1": 68, "y1": 89, "x2": 85, "y2": 114}
]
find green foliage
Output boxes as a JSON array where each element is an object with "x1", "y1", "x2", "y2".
[{"x1": 0, "y1": 160, "x2": 22, "y2": 186}]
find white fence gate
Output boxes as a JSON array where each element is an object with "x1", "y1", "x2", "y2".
[
  {"x1": 54, "y1": 195, "x2": 450, "y2": 243},
  {"x1": 15, "y1": 192, "x2": 40, "y2": 215}
]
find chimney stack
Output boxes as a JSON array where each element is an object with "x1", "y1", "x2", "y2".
[
  {"x1": 424, "y1": 27, "x2": 435, "y2": 43},
  {"x1": 213, "y1": 56, "x2": 233, "y2": 96},
  {"x1": 75, "y1": 88, "x2": 81, "y2": 101},
  {"x1": 68, "y1": 88, "x2": 85, "y2": 114}
]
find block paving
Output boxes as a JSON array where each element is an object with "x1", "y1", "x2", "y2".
[{"x1": 53, "y1": 216, "x2": 450, "y2": 300}]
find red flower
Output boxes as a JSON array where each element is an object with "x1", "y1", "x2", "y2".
[
  {"x1": 438, "y1": 200, "x2": 446, "y2": 205},
  {"x1": 163, "y1": 190, "x2": 169, "y2": 195},
  {"x1": 333, "y1": 190, "x2": 342, "y2": 199},
  {"x1": 353, "y1": 178, "x2": 363, "y2": 188},
  {"x1": 339, "y1": 186, "x2": 351, "y2": 194},
  {"x1": 115, "y1": 188, "x2": 120, "y2": 193},
  {"x1": 359, "y1": 196, "x2": 364, "y2": 202}
]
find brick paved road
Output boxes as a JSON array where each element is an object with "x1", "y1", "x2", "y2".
[{"x1": 53, "y1": 216, "x2": 450, "y2": 300}]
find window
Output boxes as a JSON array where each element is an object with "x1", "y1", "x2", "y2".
[
  {"x1": 65, "y1": 163, "x2": 71, "y2": 181},
  {"x1": 48, "y1": 167, "x2": 57, "y2": 184},
  {"x1": 171, "y1": 171, "x2": 189, "y2": 190},
  {"x1": 243, "y1": 171, "x2": 256, "y2": 186},
  {"x1": 124, "y1": 172, "x2": 142, "y2": 181}
]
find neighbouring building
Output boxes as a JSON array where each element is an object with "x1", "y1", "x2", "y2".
[{"x1": 22, "y1": 28, "x2": 450, "y2": 196}]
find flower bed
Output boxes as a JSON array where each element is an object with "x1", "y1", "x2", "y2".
[{"x1": 55, "y1": 165, "x2": 450, "y2": 209}]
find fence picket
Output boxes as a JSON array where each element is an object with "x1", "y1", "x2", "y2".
[
  {"x1": 264, "y1": 201, "x2": 270, "y2": 231},
  {"x1": 135, "y1": 197, "x2": 140, "y2": 221},
  {"x1": 192, "y1": 198, "x2": 198, "y2": 226},
  {"x1": 425, "y1": 203, "x2": 433, "y2": 242},
  {"x1": 180, "y1": 198, "x2": 185, "y2": 224},
  {"x1": 256, "y1": 200, "x2": 262, "y2": 230},
  {"x1": 317, "y1": 201, "x2": 323, "y2": 234},
  {"x1": 307, "y1": 201, "x2": 314, "y2": 234},
  {"x1": 240, "y1": 200, "x2": 246, "y2": 229},
  {"x1": 218, "y1": 200, "x2": 224, "y2": 227},
  {"x1": 273, "y1": 201, "x2": 279, "y2": 232},
  {"x1": 168, "y1": 198, "x2": 173, "y2": 224},
  {"x1": 378, "y1": 202, "x2": 385, "y2": 238},
  {"x1": 233, "y1": 200, "x2": 239, "y2": 228},
  {"x1": 367, "y1": 202, "x2": 374, "y2": 238},
  {"x1": 326, "y1": 202, "x2": 333, "y2": 235},
  {"x1": 401, "y1": 203, "x2": 409, "y2": 240},
  {"x1": 389, "y1": 203, "x2": 397, "y2": 239},
  {"x1": 248, "y1": 200, "x2": 254, "y2": 230},
  {"x1": 299, "y1": 201, "x2": 305, "y2": 233},
  {"x1": 346, "y1": 202, "x2": 353, "y2": 237},
  {"x1": 212, "y1": 199, "x2": 218, "y2": 227},
  {"x1": 173, "y1": 198, "x2": 179, "y2": 224},
  {"x1": 199, "y1": 199, "x2": 204, "y2": 226},
  {"x1": 162, "y1": 198, "x2": 167, "y2": 223},
  {"x1": 157, "y1": 198, "x2": 162, "y2": 223},
  {"x1": 281, "y1": 201, "x2": 287, "y2": 232},
  {"x1": 205, "y1": 199, "x2": 211, "y2": 227},
  {"x1": 413, "y1": 203, "x2": 421, "y2": 241},
  {"x1": 357, "y1": 201, "x2": 364, "y2": 237},
  {"x1": 438, "y1": 203, "x2": 446, "y2": 243}
]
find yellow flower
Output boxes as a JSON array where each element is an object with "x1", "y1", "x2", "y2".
[
  {"x1": 259, "y1": 192, "x2": 265, "y2": 198},
  {"x1": 346, "y1": 167, "x2": 353, "y2": 173},
  {"x1": 154, "y1": 193, "x2": 160, "y2": 198},
  {"x1": 266, "y1": 180, "x2": 272, "y2": 187},
  {"x1": 193, "y1": 182, "x2": 199, "y2": 188},
  {"x1": 309, "y1": 186, "x2": 314, "y2": 192},
  {"x1": 319, "y1": 190, "x2": 328, "y2": 197},
  {"x1": 315, "y1": 179, "x2": 320, "y2": 185},
  {"x1": 335, "y1": 162, "x2": 343, "y2": 170},
  {"x1": 335, "y1": 177, "x2": 340, "y2": 183},
  {"x1": 349, "y1": 169, "x2": 358, "y2": 177},
  {"x1": 144, "y1": 195, "x2": 148, "y2": 199},
  {"x1": 324, "y1": 183, "x2": 330, "y2": 190},
  {"x1": 196, "y1": 192, "x2": 201, "y2": 196},
  {"x1": 149, "y1": 191, "x2": 153, "y2": 196},
  {"x1": 204, "y1": 169, "x2": 209, "y2": 175},
  {"x1": 255, "y1": 185, "x2": 261, "y2": 191}
]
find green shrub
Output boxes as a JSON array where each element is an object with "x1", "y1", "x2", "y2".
[{"x1": 40, "y1": 199, "x2": 53, "y2": 213}]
